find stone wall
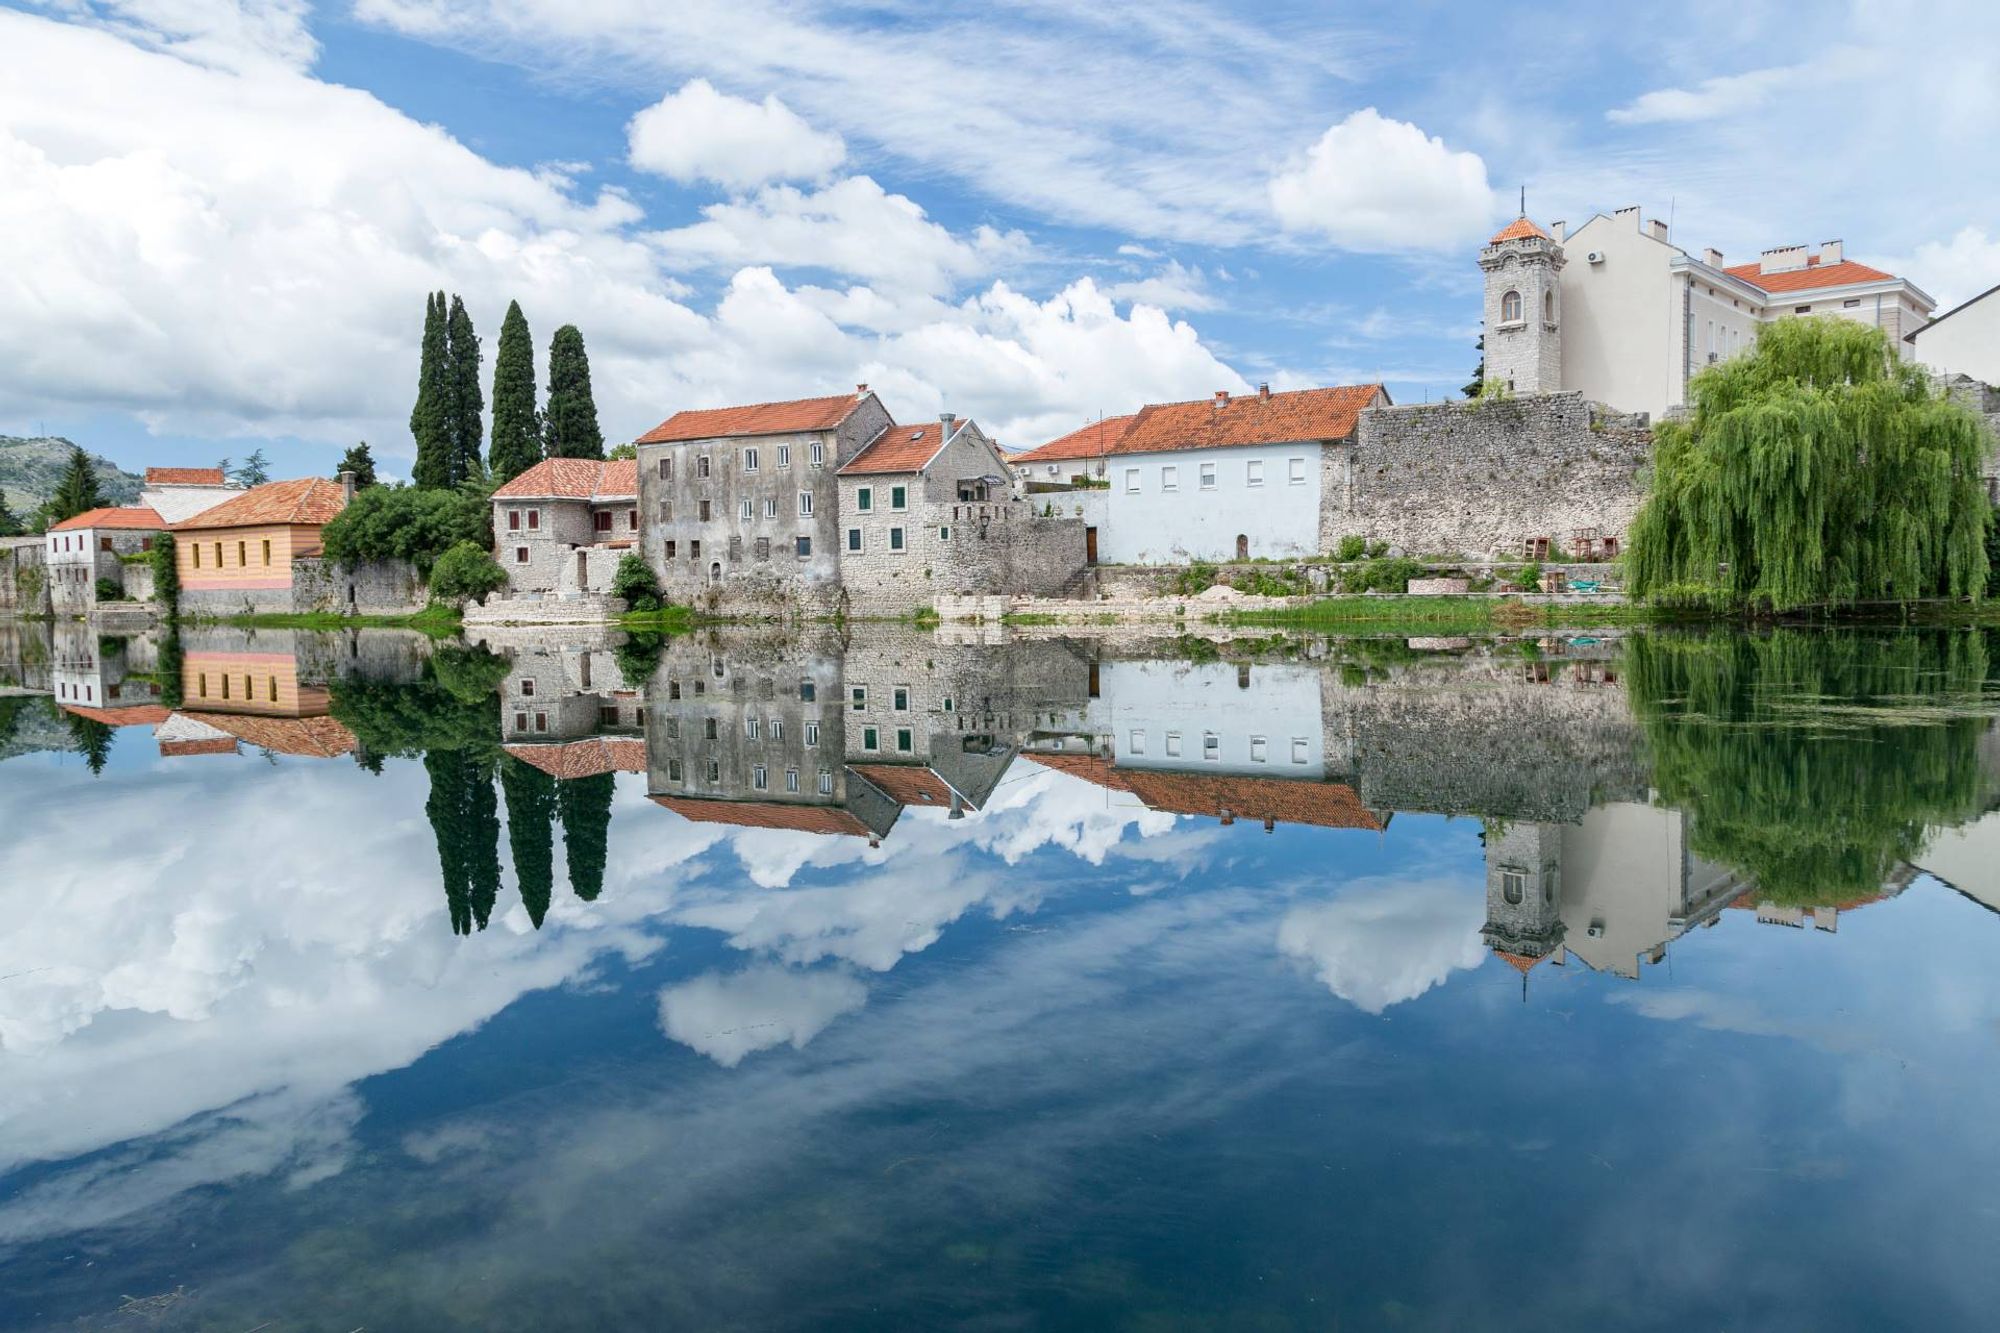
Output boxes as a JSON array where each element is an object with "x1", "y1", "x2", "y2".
[
  {"x1": 1326, "y1": 392, "x2": 1651, "y2": 559},
  {"x1": 291, "y1": 557, "x2": 426, "y2": 616},
  {"x1": 122, "y1": 560, "x2": 156, "y2": 603},
  {"x1": 0, "y1": 538, "x2": 49, "y2": 616}
]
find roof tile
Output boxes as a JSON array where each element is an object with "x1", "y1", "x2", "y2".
[
  {"x1": 1489, "y1": 216, "x2": 1550, "y2": 244},
  {"x1": 179, "y1": 711, "x2": 356, "y2": 758},
  {"x1": 491, "y1": 458, "x2": 639, "y2": 501},
  {"x1": 1029, "y1": 754, "x2": 1383, "y2": 830},
  {"x1": 171, "y1": 478, "x2": 347, "y2": 531},
  {"x1": 1111, "y1": 384, "x2": 1384, "y2": 456},
  {"x1": 503, "y1": 738, "x2": 646, "y2": 780},
  {"x1": 1723, "y1": 257, "x2": 1898, "y2": 295},
  {"x1": 49, "y1": 506, "x2": 165, "y2": 532},
  {"x1": 837, "y1": 423, "x2": 942, "y2": 476},
  {"x1": 144, "y1": 467, "x2": 229, "y2": 485},
  {"x1": 1012, "y1": 414, "x2": 1138, "y2": 464},
  {"x1": 636, "y1": 392, "x2": 868, "y2": 444},
  {"x1": 648, "y1": 796, "x2": 874, "y2": 837},
  {"x1": 851, "y1": 763, "x2": 956, "y2": 807}
]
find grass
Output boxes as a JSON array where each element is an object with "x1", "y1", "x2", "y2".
[
  {"x1": 1223, "y1": 595, "x2": 1674, "y2": 632},
  {"x1": 188, "y1": 605, "x2": 463, "y2": 635},
  {"x1": 617, "y1": 605, "x2": 698, "y2": 630}
]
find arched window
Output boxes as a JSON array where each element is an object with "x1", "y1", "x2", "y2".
[
  {"x1": 1501, "y1": 290, "x2": 1523, "y2": 323},
  {"x1": 1543, "y1": 289, "x2": 1555, "y2": 323}
]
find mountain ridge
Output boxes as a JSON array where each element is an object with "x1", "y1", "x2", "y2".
[{"x1": 0, "y1": 436, "x2": 145, "y2": 515}]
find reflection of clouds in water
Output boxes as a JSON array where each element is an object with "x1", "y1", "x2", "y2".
[
  {"x1": 658, "y1": 965, "x2": 868, "y2": 1066},
  {"x1": 1277, "y1": 875, "x2": 1486, "y2": 1014}
]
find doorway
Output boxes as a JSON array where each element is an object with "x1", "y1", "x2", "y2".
[
  {"x1": 576, "y1": 549, "x2": 588, "y2": 590},
  {"x1": 709, "y1": 561, "x2": 723, "y2": 585},
  {"x1": 1084, "y1": 526, "x2": 1099, "y2": 565},
  {"x1": 1235, "y1": 533, "x2": 1249, "y2": 561}
]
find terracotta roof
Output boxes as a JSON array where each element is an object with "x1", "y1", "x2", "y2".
[
  {"x1": 1723, "y1": 257, "x2": 1899, "y2": 295},
  {"x1": 1489, "y1": 216, "x2": 1550, "y2": 244},
  {"x1": 158, "y1": 737, "x2": 242, "y2": 758},
  {"x1": 181, "y1": 711, "x2": 356, "y2": 758},
  {"x1": 60, "y1": 703, "x2": 171, "y2": 727},
  {"x1": 1012, "y1": 414, "x2": 1138, "y2": 464},
  {"x1": 1027, "y1": 755, "x2": 1384, "y2": 830},
  {"x1": 145, "y1": 467, "x2": 227, "y2": 485},
  {"x1": 1026, "y1": 751, "x2": 1136, "y2": 792},
  {"x1": 648, "y1": 795, "x2": 874, "y2": 837},
  {"x1": 636, "y1": 392, "x2": 869, "y2": 444},
  {"x1": 1110, "y1": 384, "x2": 1385, "y2": 457},
  {"x1": 504, "y1": 738, "x2": 646, "y2": 780},
  {"x1": 48, "y1": 506, "x2": 164, "y2": 532},
  {"x1": 491, "y1": 458, "x2": 638, "y2": 501},
  {"x1": 837, "y1": 423, "x2": 942, "y2": 476},
  {"x1": 171, "y1": 477, "x2": 347, "y2": 531},
  {"x1": 852, "y1": 763, "x2": 956, "y2": 807},
  {"x1": 1494, "y1": 950, "x2": 1549, "y2": 974}
]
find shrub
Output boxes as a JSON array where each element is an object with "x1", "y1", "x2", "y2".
[
  {"x1": 611, "y1": 552, "x2": 662, "y2": 611},
  {"x1": 1515, "y1": 560, "x2": 1544, "y2": 592},
  {"x1": 322, "y1": 482, "x2": 492, "y2": 576},
  {"x1": 149, "y1": 533, "x2": 179, "y2": 614},
  {"x1": 94, "y1": 577, "x2": 125, "y2": 602},
  {"x1": 427, "y1": 541, "x2": 508, "y2": 606},
  {"x1": 1172, "y1": 560, "x2": 1219, "y2": 596},
  {"x1": 1366, "y1": 540, "x2": 1390, "y2": 559},
  {"x1": 1339, "y1": 556, "x2": 1422, "y2": 594},
  {"x1": 1334, "y1": 534, "x2": 1367, "y2": 562}
]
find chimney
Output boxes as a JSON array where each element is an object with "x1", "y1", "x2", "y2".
[
  {"x1": 1760, "y1": 244, "x2": 1809, "y2": 274},
  {"x1": 1551, "y1": 220, "x2": 1566, "y2": 242},
  {"x1": 1647, "y1": 218, "x2": 1670, "y2": 242},
  {"x1": 1213, "y1": 389, "x2": 1230, "y2": 408},
  {"x1": 855, "y1": 382, "x2": 869, "y2": 397},
  {"x1": 939, "y1": 411, "x2": 957, "y2": 438},
  {"x1": 1219, "y1": 807, "x2": 1235, "y2": 826},
  {"x1": 1262, "y1": 816, "x2": 1275, "y2": 834},
  {"x1": 338, "y1": 470, "x2": 356, "y2": 503},
  {"x1": 1819, "y1": 239, "x2": 1843, "y2": 264},
  {"x1": 1703, "y1": 247, "x2": 1725, "y2": 268},
  {"x1": 1257, "y1": 382, "x2": 1271, "y2": 400},
  {"x1": 1615, "y1": 205, "x2": 1641, "y2": 228}
]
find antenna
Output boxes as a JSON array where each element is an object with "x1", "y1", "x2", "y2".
[
  {"x1": 1519, "y1": 184, "x2": 1526, "y2": 216},
  {"x1": 1668, "y1": 196, "x2": 1675, "y2": 243}
]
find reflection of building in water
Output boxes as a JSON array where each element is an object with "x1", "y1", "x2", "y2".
[
  {"x1": 498, "y1": 637, "x2": 646, "y2": 778},
  {"x1": 153, "y1": 629, "x2": 428, "y2": 761},
  {"x1": 1913, "y1": 811, "x2": 2000, "y2": 917},
  {"x1": 51, "y1": 623, "x2": 159, "y2": 715},
  {"x1": 1726, "y1": 867, "x2": 1914, "y2": 934}
]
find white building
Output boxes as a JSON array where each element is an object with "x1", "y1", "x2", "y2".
[
  {"x1": 1483, "y1": 207, "x2": 1937, "y2": 420},
  {"x1": 1005, "y1": 415, "x2": 1133, "y2": 485},
  {"x1": 1033, "y1": 383, "x2": 1386, "y2": 565},
  {"x1": 1907, "y1": 282, "x2": 2000, "y2": 386},
  {"x1": 44, "y1": 505, "x2": 165, "y2": 612},
  {"x1": 137, "y1": 466, "x2": 245, "y2": 524}
]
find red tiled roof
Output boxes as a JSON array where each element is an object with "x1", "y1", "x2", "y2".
[
  {"x1": 1494, "y1": 950, "x2": 1548, "y2": 974},
  {"x1": 60, "y1": 703, "x2": 171, "y2": 727},
  {"x1": 1026, "y1": 751, "x2": 1136, "y2": 792},
  {"x1": 1013, "y1": 414, "x2": 1138, "y2": 464},
  {"x1": 504, "y1": 738, "x2": 646, "y2": 780},
  {"x1": 649, "y1": 795, "x2": 875, "y2": 837},
  {"x1": 1723, "y1": 257, "x2": 1898, "y2": 295},
  {"x1": 48, "y1": 506, "x2": 165, "y2": 532},
  {"x1": 1111, "y1": 384, "x2": 1384, "y2": 456},
  {"x1": 181, "y1": 711, "x2": 356, "y2": 758},
  {"x1": 158, "y1": 737, "x2": 242, "y2": 758},
  {"x1": 1027, "y1": 755, "x2": 1384, "y2": 830},
  {"x1": 1490, "y1": 216, "x2": 1549, "y2": 244},
  {"x1": 636, "y1": 392, "x2": 869, "y2": 444},
  {"x1": 171, "y1": 477, "x2": 347, "y2": 531},
  {"x1": 491, "y1": 458, "x2": 639, "y2": 501},
  {"x1": 852, "y1": 763, "x2": 955, "y2": 807},
  {"x1": 145, "y1": 467, "x2": 227, "y2": 485},
  {"x1": 838, "y1": 423, "x2": 941, "y2": 476}
]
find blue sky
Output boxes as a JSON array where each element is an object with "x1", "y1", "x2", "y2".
[{"x1": 3, "y1": 0, "x2": 1996, "y2": 481}]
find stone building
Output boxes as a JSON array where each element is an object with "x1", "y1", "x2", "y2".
[
  {"x1": 45, "y1": 506, "x2": 165, "y2": 614},
  {"x1": 1479, "y1": 216, "x2": 1565, "y2": 395},
  {"x1": 171, "y1": 476, "x2": 349, "y2": 615},
  {"x1": 836, "y1": 414, "x2": 1087, "y2": 614},
  {"x1": 498, "y1": 639, "x2": 647, "y2": 773},
  {"x1": 489, "y1": 458, "x2": 640, "y2": 599}
]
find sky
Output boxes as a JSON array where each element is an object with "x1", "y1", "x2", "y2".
[{"x1": 3, "y1": 0, "x2": 1997, "y2": 482}]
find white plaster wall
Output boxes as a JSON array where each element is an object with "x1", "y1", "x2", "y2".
[
  {"x1": 1103, "y1": 660, "x2": 1326, "y2": 777},
  {"x1": 1911, "y1": 295, "x2": 2000, "y2": 385},
  {"x1": 1558, "y1": 213, "x2": 1681, "y2": 420},
  {"x1": 1101, "y1": 442, "x2": 1322, "y2": 564},
  {"x1": 1914, "y1": 811, "x2": 2000, "y2": 914},
  {"x1": 1556, "y1": 801, "x2": 1694, "y2": 978},
  {"x1": 139, "y1": 485, "x2": 244, "y2": 524}
]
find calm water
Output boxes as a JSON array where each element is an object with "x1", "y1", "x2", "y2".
[{"x1": 3, "y1": 618, "x2": 1999, "y2": 1331}]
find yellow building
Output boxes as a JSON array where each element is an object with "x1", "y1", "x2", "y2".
[{"x1": 170, "y1": 477, "x2": 349, "y2": 612}]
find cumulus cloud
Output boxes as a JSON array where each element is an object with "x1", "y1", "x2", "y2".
[
  {"x1": 1901, "y1": 226, "x2": 2000, "y2": 311},
  {"x1": 1276, "y1": 876, "x2": 1487, "y2": 1014},
  {"x1": 1105, "y1": 259, "x2": 1220, "y2": 313},
  {"x1": 1268, "y1": 108, "x2": 1496, "y2": 253},
  {"x1": 657, "y1": 965, "x2": 868, "y2": 1066},
  {"x1": 627, "y1": 78, "x2": 845, "y2": 190}
]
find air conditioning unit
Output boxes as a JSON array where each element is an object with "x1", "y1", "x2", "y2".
[{"x1": 1586, "y1": 250, "x2": 1605, "y2": 264}]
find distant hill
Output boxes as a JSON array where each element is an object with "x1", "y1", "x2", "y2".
[{"x1": 0, "y1": 436, "x2": 144, "y2": 515}]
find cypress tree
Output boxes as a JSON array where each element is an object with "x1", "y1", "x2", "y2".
[
  {"x1": 424, "y1": 748, "x2": 500, "y2": 933},
  {"x1": 488, "y1": 300, "x2": 542, "y2": 483},
  {"x1": 64, "y1": 711, "x2": 114, "y2": 775},
  {"x1": 336, "y1": 442, "x2": 377, "y2": 489},
  {"x1": 502, "y1": 755, "x2": 558, "y2": 927},
  {"x1": 558, "y1": 772, "x2": 615, "y2": 901},
  {"x1": 1628, "y1": 318, "x2": 1991, "y2": 612},
  {"x1": 544, "y1": 324, "x2": 605, "y2": 460},
  {"x1": 49, "y1": 445, "x2": 105, "y2": 524},
  {"x1": 445, "y1": 295, "x2": 485, "y2": 485},
  {"x1": 410, "y1": 291, "x2": 452, "y2": 489},
  {"x1": 0, "y1": 486, "x2": 20, "y2": 537},
  {"x1": 1463, "y1": 334, "x2": 1485, "y2": 399}
]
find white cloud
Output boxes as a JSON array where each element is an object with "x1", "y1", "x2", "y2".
[
  {"x1": 1605, "y1": 64, "x2": 1805, "y2": 126},
  {"x1": 648, "y1": 176, "x2": 1028, "y2": 296},
  {"x1": 1269, "y1": 109, "x2": 1496, "y2": 253},
  {"x1": 627, "y1": 78, "x2": 845, "y2": 190},
  {"x1": 656, "y1": 965, "x2": 867, "y2": 1066},
  {"x1": 1900, "y1": 227, "x2": 2000, "y2": 311},
  {"x1": 1105, "y1": 259, "x2": 1220, "y2": 313},
  {"x1": 1276, "y1": 875, "x2": 1487, "y2": 1015}
]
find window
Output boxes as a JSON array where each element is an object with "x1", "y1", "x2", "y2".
[
  {"x1": 755, "y1": 537, "x2": 770, "y2": 560},
  {"x1": 1160, "y1": 465, "x2": 1178, "y2": 492},
  {"x1": 707, "y1": 760, "x2": 721, "y2": 783},
  {"x1": 847, "y1": 528, "x2": 863, "y2": 552},
  {"x1": 237, "y1": 540, "x2": 247, "y2": 567},
  {"x1": 799, "y1": 491, "x2": 814, "y2": 517},
  {"x1": 698, "y1": 500, "x2": 712, "y2": 522},
  {"x1": 801, "y1": 680, "x2": 816, "y2": 702},
  {"x1": 743, "y1": 447, "x2": 759, "y2": 472},
  {"x1": 857, "y1": 487, "x2": 873, "y2": 512},
  {"x1": 1129, "y1": 729, "x2": 1146, "y2": 755},
  {"x1": 852, "y1": 686, "x2": 868, "y2": 711},
  {"x1": 771, "y1": 719, "x2": 784, "y2": 741},
  {"x1": 785, "y1": 768, "x2": 800, "y2": 793},
  {"x1": 892, "y1": 687, "x2": 909, "y2": 711},
  {"x1": 658, "y1": 457, "x2": 673, "y2": 480},
  {"x1": 659, "y1": 501, "x2": 672, "y2": 522},
  {"x1": 763, "y1": 498, "x2": 778, "y2": 518},
  {"x1": 1502, "y1": 870, "x2": 1526, "y2": 905},
  {"x1": 704, "y1": 717, "x2": 718, "y2": 740},
  {"x1": 601, "y1": 705, "x2": 620, "y2": 727},
  {"x1": 515, "y1": 546, "x2": 530, "y2": 564},
  {"x1": 1501, "y1": 289, "x2": 1523, "y2": 323},
  {"x1": 1842, "y1": 297, "x2": 1862, "y2": 309},
  {"x1": 595, "y1": 510, "x2": 612, "y2": 532},
  {"x1": 746, "y1": 717, "x2": 761, "y2": 739},
  {"x1": 192, "y1": 544, "x2": 202, "y2": 569},
  {"x1": 805, "y1": 721, "x2": 820, "y2": 747},
  {"x1": 521, "y1": 679, "x2": 536, "y2": 697},
  {"x1": 1288, "y1": 457, "x2": 1306, "y2": 485},
  {"x1": 740, "y1": 499, "x2": 753, "y2": 521},
  {"x1": 527, "y1": 509, "x2": 539, "y2": 530},
  {"x1": 664, "y1": 540, "x2": 677, "y2": 558},
  {"x1": 515, "y1": 711, "x2": 528, "y2": 731},
  {"x1": 221, "y1": 674, "x2": 230, "y2": 700},
  {"x1": 863, "y1": 726, "x2": 879, "y2": 750},
  {"x1": 777, "y1": 444, "x2": 791, "y2": 468},
  {"x1": 1795, "y1": 304, "x2": 1812, "y2": 315},
  {"x1": 689, "y1": 539, "x2": 702, "y2": 558},
  {"x1": 1125, "y1": 467, "x2": 1141, "y2": 493},
  {"x1": 1202, "y1": 732, "x2": 1220, "y2": 761},
  {"x1": 896, "y1": 728, "x2": 913, "y2": 753},
  {"x1": 818, "y1": 769, "x2": 834, "y2": 795},
  {"x1": 939, "y1": 526, "x2": 950, "y2": 541},
  {"x1": 809, "y1": 442, "x2": 824, "y2": 467},
  {"x1": 753, "y1": 766, "x2": 767, "y2": 791},
  {"x1": 1164, "y1": 732, "x2": 1181, "y2": 757},
  {"x1": 796, "y1": 536, "x2": 812, "y2": 557},
  {"x1": 141, "y1": 538, "x2": 152, "y2": 552},
  {"x1": 1544, "y1": 289, "x2": 1555, "y2": 322},
  {"x1": 535, "y1": 712, "x2": 548, "y2": 732},
  {"x1": 668, "y1": 680, "x2": 682, "y2": 700},
  {"x1": 1245, "y1": 460, "x2": 1263, "y2": 487},
  {"x1": 1199, "y1": 461, "x2": 1216, "y2": 490},
  {"x1": 628, "y1": 510, "x2": 639, "y2": 530},
  {"x1": 889, "y1": 527, "x2": 905, "y2": 551},
  {"x1": 1249, "y1": 736, "x2": 1267, "y2": 763},
  {"x1": 197, "y1": 673, "x2": 206, "y2": 697},
  {"x1": 697, "y1": 455, "x2": 711, "y2": 478},
  {"x1": 890, "y1": 485, "x2": 907, "y2": 511},
  {"x1": 508, "y1": 510, "x2": 521, "y2": 530},
  {"x1": 1291, "y1": 738, "x2": 1309, "y2": 764},
  {"x1": 668, "y1": 759, "x2": 684, "y2": 782}
]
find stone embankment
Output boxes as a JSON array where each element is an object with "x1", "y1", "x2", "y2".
[{"x1": 464, "y1": 593, "x2": 628, "y2": 627}]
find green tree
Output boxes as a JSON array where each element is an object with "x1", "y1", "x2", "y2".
[
  {"x1": 605, "y1": 442, "x2": 636, "y2": 461},
  {"x1": 501, "y1": 756, "x2": 558, "y2": 928},
  {"x1": 233, "y1": 448, "x2": 271, "y2": 487},
  {"x1": 1628, "y1": 319, "x2": 1990, "y2": 612},
  {"x1": 148, "y1": 532, "x2": 180, "y2": 617},
  {"x1": 0, "y1": 486, "x2": 20, "y2": 536},
  {"x1": 426, "y1": 748, "x2": 502, "y2": 934},
  {"x1": 428, "y1": 540, "x2": 508, "y2": 605},
  {"x1": 49, "y1": 445, "x2": 105, "y2": 524},
  {"x1": 610, "y1": 551, "x2": 661, "y2": 611},
  {"x1": 320, "y1": 483, "x2": 492, "y2": 575},
  {"x1": 336, "y1": 442, "x2": 378, "y2": 489},
  {"x1": 544, "y1": 324, "x2": 604, "y2": 460},
  {"x1": 1462, "y1": 333, "x2": 1485, "y2": 399},
  {"x1": 445, "y1": 294, "x2": 485, "y2": 485},
  {"x1": 64, "y1": 711, "x2": 113, "y2": 775},
  {"x1": 488, "y1": 299, "x2": 542, "y2": 483},
  {"x1": 559, "y1": 772, "x2": 615, "y2": 901},
  {"x1": 411, "y1": 291, "x2": 452, "y2": 488}
]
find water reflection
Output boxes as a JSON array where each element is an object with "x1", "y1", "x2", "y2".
[{"x1": 5, "y1": 619, "x2": 2000, "y2": 1328}]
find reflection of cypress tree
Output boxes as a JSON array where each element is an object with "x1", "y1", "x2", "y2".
[
  {"x1": 424, "y1": 748, "x2": 502, "y2": 934},
  {"x1": 1627, "y1": 629, "x2": 1992, "y2": 904},
  {"x1": 558, "y1": 772, "x2": 615, "y2": 902},
  {"x1": 502, "y1": 756, "x2": 558, "y2": 927},
  {"x1": 64, "y1": 712, "x2": 113, "y2": 775}
]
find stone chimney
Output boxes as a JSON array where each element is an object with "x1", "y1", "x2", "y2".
[
  {"x1": 939, "y1": 411, "x2": 957, "y2": 438},
  {"x1": 1704, "y1": 247, "x2": 1725, "y2": 268},
  {"x1": 1262, "y1": 816, "x2": 1275, "y2": 834},
  {"x1": 338, "y1": 470, "x2": 356, "y2": 503},
  {"x1": 1819, "y1": 239, "x2": 1843, "y2": 264},
  {"x1": 1213, "y1": 390, "x2": 1230, "y2": 408},
  {"x1": 1647, "y1": 218, "x2": 1670, "y2": 242},
  {"x1": 855, "y1": 382, "x2": 869, "y2": 397},
  {"x1": 1551, "y1": 220, "x2": 1566, "y2": 242},
  {"x1": 1258, "y1": 382, "x2": 1271, "y2": 400},
  {"x1": 1219, "y1": 807, "x2": 1235, "y2": 826}
]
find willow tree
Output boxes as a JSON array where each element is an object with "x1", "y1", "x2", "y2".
[{"x1": 1627, "y1": 318, "x2": 1990, "y2": 612}]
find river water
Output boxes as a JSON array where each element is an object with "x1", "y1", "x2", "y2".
[{"x1": 2, "y1": 619, "x2": 1997, "y2": 1330}]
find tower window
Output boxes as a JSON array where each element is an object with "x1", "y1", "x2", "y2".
[
  {"x1": 1503, "y1": 870, "x2": 1526, "y2": 904},
  {"x1": 1501, "y1": 290, "x2": 1523, "y2": 324},
  {"x1": 1543, "y1": 289, "x2": 1555, "y2": 323}
]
